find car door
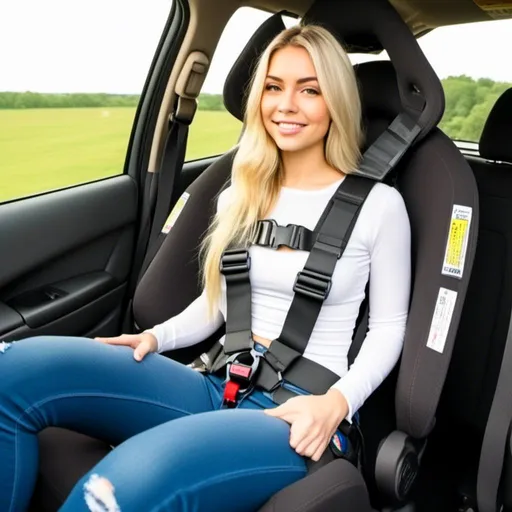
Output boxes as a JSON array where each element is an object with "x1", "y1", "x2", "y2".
[{"x1": 0, "y1": 0, "x2": 189, "y2": 342}]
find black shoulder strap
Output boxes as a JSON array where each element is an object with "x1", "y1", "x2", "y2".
[
  {"x1": 264, "y1": 175, "x2": 375, "y2": 372},
  {"x1": 221, "y1": 111, "x2": 421, "y2": 369},
  {"x1": 220, "y1": 249, "x2": 253, "y2": 355},
  {"x1": 138, "y1": 120, "x2": 189, "y2": 279},
  {"x1": 264, "y1": 112, "x2": 421, "y2": 373}
]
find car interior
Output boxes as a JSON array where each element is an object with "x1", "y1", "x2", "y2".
[{"x1": 0, "y1": 0, "x2": 511, "y2": 511}]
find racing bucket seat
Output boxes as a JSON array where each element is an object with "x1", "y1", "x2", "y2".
[{"x1": 31, "y1": 0, "x2": 479, "y2": 510}]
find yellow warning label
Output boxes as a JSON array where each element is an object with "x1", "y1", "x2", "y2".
[
  {"x1": 161, "y1": 192, "x2": 190, "y2": 234},
  {"x1": 442, "y1": 205, "x2": 472, "y2": 279}
]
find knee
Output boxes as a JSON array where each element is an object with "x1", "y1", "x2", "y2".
[{"x1": 83, "y1": 474, "x2": 121, "y2": 512}]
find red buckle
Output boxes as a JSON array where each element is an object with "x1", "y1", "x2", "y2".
[
  {"x1": 229, "y1": 363, "x2": 252, "y2": 380},
  {"x1": 223, "y1": 380, "x2": 241, "y2": 408}
]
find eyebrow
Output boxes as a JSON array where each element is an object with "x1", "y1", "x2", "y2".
[{"x1": 266, "y1": 75, "x2": 318, "y2": 85}]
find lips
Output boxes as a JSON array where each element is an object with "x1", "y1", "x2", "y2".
[{"x1": 273, "y1": 121, "x2": 307, "y2": 135}]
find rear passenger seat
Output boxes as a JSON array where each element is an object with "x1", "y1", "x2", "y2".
[{"x1": 424, "y1": 87, "x2": 512, "y2": 509}]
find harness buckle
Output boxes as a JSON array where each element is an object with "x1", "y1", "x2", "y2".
[
  {"x1": 275, "y1": 224, "x2": 301, "y2": 250},
  {"x1": 293, "y1": 268, "x2": 332, "y2": 301},
  {"x1": 223, "y1": 351, "x2": 261, "y2": 407},
  {"x1": 255, "y1": 221, "x2": 306, "y2": 250}
]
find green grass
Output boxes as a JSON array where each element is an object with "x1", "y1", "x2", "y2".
[{"x1": 0, "y1": 108, "x2": 242, "y2": 203}]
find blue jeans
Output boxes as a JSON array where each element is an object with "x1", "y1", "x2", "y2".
[{"x1": 0, "y1": 336, "x2": 307, "y2": 512}]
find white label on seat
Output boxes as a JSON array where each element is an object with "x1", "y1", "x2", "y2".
[
  {"x1": 161, "y1": 192, "x2": 190, "y2": 234},
  {"x1": 426, "y1": 287, "x2": 458, "y2": 354},
  {"x1": 442, "y1": 205, "x2": 472, "y2": 279}
]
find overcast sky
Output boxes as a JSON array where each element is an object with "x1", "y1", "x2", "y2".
[{"x1": 1, "y1": 1, "x2": 511, "y2": 95}]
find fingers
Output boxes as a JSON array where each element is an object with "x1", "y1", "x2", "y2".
[
  {"x1": 263, "y1": 404, "x2": 295, "y2": 423},
  {"x1": 94, "y1": 333, "x2": 157, "y2": 362},
  {"x1": 295, "y1": 434, "x2": 328, "y2": 461},
  {"x1": 289, "y1": 419, "x2": 314, "y2": 449},
  {"x1": 95, "y1": 335, "x2": 139, "y2": 348},
  {"x1": 133, "y1": 339, "x2": 153, "y2": 362},
  {"x1": 311, "y1": 439, "x2": 330, "y2": 462}
]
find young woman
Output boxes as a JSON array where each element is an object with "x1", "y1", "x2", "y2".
[{"x1": 0, "y1": 24, "x2": 410, "y2": 512}]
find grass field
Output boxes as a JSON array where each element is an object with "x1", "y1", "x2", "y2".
[{"x1": 0, "y1": 108, "x2": 242, "y2": 203}]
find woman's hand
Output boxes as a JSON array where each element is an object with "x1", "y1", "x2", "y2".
[
  {"x1": 264, "y1": 389, "x2": 349, "y2": 461},
  {"x1": 95, "y1": 332, "x2": 158, "y2": 362}
]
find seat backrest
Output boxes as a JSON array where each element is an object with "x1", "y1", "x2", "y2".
[
  {"x1": 133, "y1": 1, "x2": 479, "y2": 471},
  {"x1": 439, "y1": 88, "x2": 512, "y2": 437}
]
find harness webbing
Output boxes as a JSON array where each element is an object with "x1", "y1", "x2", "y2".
[{"x1": 219, "y1": 111, "x2": 421, "y2": 399}]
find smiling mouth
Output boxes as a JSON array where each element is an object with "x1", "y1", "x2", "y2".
[
  {"x1": 272, "y1": 121, "x2": 307, "y2": 135},
  {"x1": 273, "y1": 121, "x2": 306, "y2": 128}
]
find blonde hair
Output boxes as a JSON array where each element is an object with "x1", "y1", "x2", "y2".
[{"x1": 200, "y1": 24, "x2": 363, "y2": 314}]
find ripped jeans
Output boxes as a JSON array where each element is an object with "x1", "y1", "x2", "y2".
[{"x1": 0, "y1": 337, "x2": 307, "y2": 512}]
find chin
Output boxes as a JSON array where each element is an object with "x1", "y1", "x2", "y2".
[
  {"x1": 275, "y1": 139, "x2": 313, "y2": 153},
  {"x1": 270, "y1": 135, "x2": 306, "y2": 153}
]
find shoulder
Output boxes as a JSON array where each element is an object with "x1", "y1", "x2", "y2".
[
  {"x1": 216, "y1": 184, "x2": 235, "y2": 213},
  {"x1": 357, "y1": 182, "x2": 410, "y2": 247},
  {"x1": 366, "y1": 182, "x2": 406, "y2": 212},
  {"x1": 360, "y1": 182, "x2": 409, "y2": 225}
]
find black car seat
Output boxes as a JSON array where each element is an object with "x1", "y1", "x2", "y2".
[
  {"x1": 30, "y1": 0, "x2": 479, "y2": 511},
  {"x1": 417, "y1": 87, "x2": 512, "y2": 511}
]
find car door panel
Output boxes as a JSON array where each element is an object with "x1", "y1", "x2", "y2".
[
  {"x1": 0, "y1": 175, "x2": 137, "y2": 341},
  {"x1": 0, "y1": 175, "x2": 137, "y2": 286}
]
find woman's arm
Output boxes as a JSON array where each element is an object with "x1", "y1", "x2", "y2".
[
  {"x1": 330, "y1": 186, "x2": 411, "y2": 422},
  {"x1": 145, "y1": 289, "x2": 224, "y2": 353},
  {"x1": 266, "y1": 186, "x2": 411, "y2": 460}
]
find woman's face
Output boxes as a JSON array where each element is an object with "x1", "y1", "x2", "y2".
[{"x1": 260, "y1": 45, "x2": 331, "y2": 155}]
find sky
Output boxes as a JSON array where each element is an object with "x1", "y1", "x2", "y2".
[{"x1": 0, "y1": 1, "x2": 511, "y2": 95}]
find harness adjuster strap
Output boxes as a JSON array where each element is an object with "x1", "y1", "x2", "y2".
[
  {"x1": 220, "y1": 249, "x2": 250, "y2": 275},
  {"x1": 293, "y1": 268, "x2": 332, "y2": 301}
]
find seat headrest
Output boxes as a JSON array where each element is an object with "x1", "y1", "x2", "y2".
[
  {"x1": 479, "y1": 88, "x2": 512, "y2": 163},
  {"x1": 223, "y1": 13, "x2": 286, "y2": 122},
  {"x1": 303, "y1": 0, "x2": 443, "y2": 142},
  {"x1": 354, "y1": 60, "x2": 401, "y2": 148},
  {"x1": 223, "y1": 0, "x2": 444, "y2": 144}
]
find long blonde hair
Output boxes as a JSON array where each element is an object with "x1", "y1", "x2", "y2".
[{"x1": 200, "y1": 24, "x2": 363, "y2": 314}]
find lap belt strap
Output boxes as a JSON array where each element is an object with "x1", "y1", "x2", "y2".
[
  {"x1": 476, "y1": 306, "x2": 512, "y2": 512},
  {"x1": 218, "y1": 112, "x2": 421, "y2": 402}
]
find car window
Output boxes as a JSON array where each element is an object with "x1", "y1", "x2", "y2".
[
  {"x1": 187, "y1": 8, "x2": 299, "y2": 161},
  {"x1": 419, "y1": 19, "x2": 512, "y2": 144},
  {"x1": 350, "y1": 18, "x2": 512, "y2": 146},
  {"x1": 0, "y1": 0, "x2": 173, "y2": 203}
]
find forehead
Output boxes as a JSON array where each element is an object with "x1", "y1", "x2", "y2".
[{"x1": 267, "y1": 46, "x2": 317, "y2": 78}]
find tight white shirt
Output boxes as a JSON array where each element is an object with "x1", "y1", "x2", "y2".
[{"x1": 148, "y1": 177, "x2": 411, "y2": 420}]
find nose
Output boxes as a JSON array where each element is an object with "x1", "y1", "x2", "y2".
[{"x1": 277, "y1": 89, "x2": 298, "y2": 114}]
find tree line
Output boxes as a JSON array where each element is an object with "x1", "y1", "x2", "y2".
[
  {"x1": 0, "y1": 92, "x2": 225, "y2": 111},
  {"x1": 439, "y1": 75, "x2": 511, "y2": 141},
  {"x1": 1, "y1": 76, "x2": 511, "y2": 141}
]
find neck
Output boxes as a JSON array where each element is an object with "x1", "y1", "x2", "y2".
[{"x1": 281, "y1": 144, "x2": 340, "y2": 188}]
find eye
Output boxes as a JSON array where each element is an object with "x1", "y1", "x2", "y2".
[
  {"x1": 265, "y1": 84, "x2": 281, "y2": 92},
  {"x1": 303, "y1": 88, "x2": 319, "y2": 96}
]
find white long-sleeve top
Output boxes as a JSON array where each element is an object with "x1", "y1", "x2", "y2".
[{"x1": 148, "y1": 177, "x2": 411, "y2": 420}]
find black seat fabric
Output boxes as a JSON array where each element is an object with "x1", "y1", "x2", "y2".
[
  {"x1": 31, "y1": 1, "x2": 480, "y2": 511},
  {"x1": 422, "y1": 88, "x2": 512, "y2": 507}
]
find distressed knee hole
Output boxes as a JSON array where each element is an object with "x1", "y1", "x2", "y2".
[
  {"x1": 83, "y1": 474, "x2": 121, "y2": 512},
  {"x1": 0, "y1": 341, "x2": 15, "y2": 354}
]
